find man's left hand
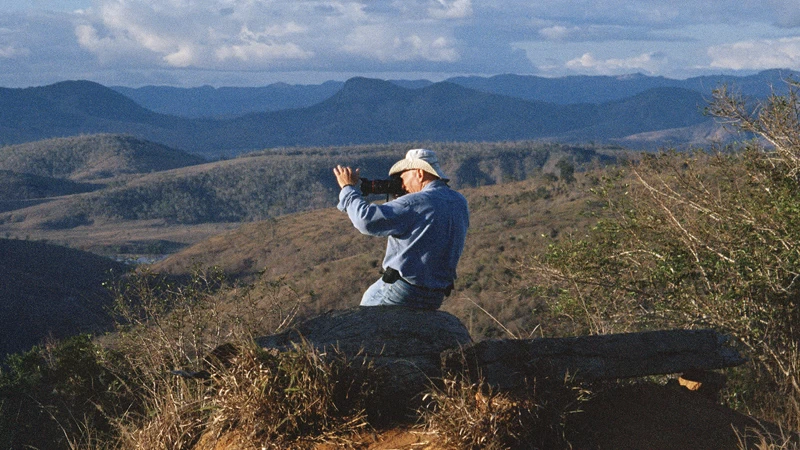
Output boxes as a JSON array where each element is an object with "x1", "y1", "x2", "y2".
[{"x1": 333, "y1": 165, "x2": 361, "y2": 189}]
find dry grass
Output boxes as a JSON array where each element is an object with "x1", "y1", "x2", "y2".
[
  {"x1": 99, "y1": 267, "x2": 382, "y2": 450},
  {"x1": 420, "y1": 375, "x2": 587, "y2": 450},
  {"x1": 198, "y1": 343, "x2": 375, "y2": 449},
  {"x1": 736, "y1": 423, "x2": 800, "y2": 450},
  {"x1": 144, "y1": 172, "x2": 600, "y2": 336},
  {"x1": 110, "y1": 341, "x2": 379, "y2": 450}
]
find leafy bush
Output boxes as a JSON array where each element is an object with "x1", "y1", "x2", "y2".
[
  {"x1": 0, "y1": 335, "x2": 130, "y2": 449},
  {"x1": 523, "y1": 82, "x2": 800, "y2": 430}
]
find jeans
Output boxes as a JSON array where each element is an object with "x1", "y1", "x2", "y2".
[{"x1": 360, "y1": 277, "x2": 445, "y2": 310}]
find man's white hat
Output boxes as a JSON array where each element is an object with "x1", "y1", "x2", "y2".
[{"x1": 388, "y1": 148, "x2": 447, "y2": 179}]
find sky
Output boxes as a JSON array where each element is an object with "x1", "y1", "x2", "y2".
[{"x1": 1, "y1": 0, "x2": 800, "y2": 88}]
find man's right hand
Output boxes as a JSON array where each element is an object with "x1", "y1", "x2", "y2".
[{"x1": 333, "y1": 165, "x2": 361, "y2": 189}]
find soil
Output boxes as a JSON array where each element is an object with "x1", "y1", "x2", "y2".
[{"x1": 319, "y1": 383, "x2": 792, "y2": 450}]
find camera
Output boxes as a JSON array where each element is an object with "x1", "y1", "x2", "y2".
[{"x1": 360, "y1": 175, "x2": 405, "y2": 197}]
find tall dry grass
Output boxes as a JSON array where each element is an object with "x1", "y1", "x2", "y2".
[
  {"x1": 420, "y1": 374, "x2": 588, "y2": 450},
  {"x1": 103, "y1": 267, "x2": 309, "y2": 449}
]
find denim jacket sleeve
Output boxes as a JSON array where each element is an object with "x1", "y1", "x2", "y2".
[{"x1": 337, "y1": 186, "x2": 415, "y2": 237}]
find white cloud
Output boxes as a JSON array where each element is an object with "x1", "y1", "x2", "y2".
[
  {"x1": 4, "y1": 0, "x2": 800, "y2": 87},
  {"x1": 0, "y1": 44, "x2": 29, "y2": 58},
  {"x1": 708, "y1": 37, "x2": 800, "y2": 70},
  {"x1": 539, "y1": 25, "x2": 574, "y2": 41},
  {"x1": 73, "y1": 0, "x2": 467, "y2": 71},
  {"x1": 342, "y1": 25, "x2": 459, "y2": 62},
  {"x1": 537, "y1": 24, "x2": 651, "y2": 43},
  {"x1": 428, "y1": 0, "x2": 472, "y2": 19},
  {"x1": 216, "y1": 41, "x2": 312, "y2": 62},
  {"x1": 566, "y1": 52, "x2": 666, "y2": 75}
]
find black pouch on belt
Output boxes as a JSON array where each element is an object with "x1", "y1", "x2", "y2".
[{"x1": 381, "y1": 267, "x2": 401, "y2": 284}]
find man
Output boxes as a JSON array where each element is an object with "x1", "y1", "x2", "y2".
[{"x1": 333, "y1": 148, "x2": 469, "y2": 310}]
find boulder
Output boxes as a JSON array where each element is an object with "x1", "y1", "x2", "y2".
[{"x1": 254, "y1": 306, "x2": 472, "y2": 418}]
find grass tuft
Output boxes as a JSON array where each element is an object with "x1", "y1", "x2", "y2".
[{"x1": 421, "y1": 375, "x2": 587, "y2": 449}]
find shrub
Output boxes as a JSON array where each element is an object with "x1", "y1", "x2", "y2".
[
  {"x1": 0, "y1": 334, "x2": 129, "y2": 449},
  {"x1": 523, "y1": 81, "x2": 800, "y2": 430},
  {"x1": 105, "y1": 267, "x2": 308, "y2": 449}
]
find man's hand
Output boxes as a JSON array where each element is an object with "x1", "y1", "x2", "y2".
[{"x1": 333, "y1": 165, "x2": 361, "y2": 189}]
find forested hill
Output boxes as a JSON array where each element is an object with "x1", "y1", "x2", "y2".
[
  {"x1": 1, "y1": 77, "x2": 713, "y2": 157},
  {"x1": 0, "y1": 134, "x2": 205, "y2": 181},
  {"x1": 0, "y1": 141, "x2": 613, "y2": 229}
]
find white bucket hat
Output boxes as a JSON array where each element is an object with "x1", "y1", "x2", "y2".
[{"x1": 388, "y1": 148, "x2": 447, "y2": 180}]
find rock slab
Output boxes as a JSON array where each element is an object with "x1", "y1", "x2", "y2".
[
  {"x1": 442, "y1": 329, "x2": 747, "y2": 390},
  {"x1": 255, "y1": 306, "x2": 473, "y2": 415}
]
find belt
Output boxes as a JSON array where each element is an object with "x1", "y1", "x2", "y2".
[{"x1": 381, "y1": 267, "x2": 454, "y2": 296}]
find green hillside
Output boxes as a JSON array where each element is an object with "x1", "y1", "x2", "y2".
[
  {"x1": 0, "y1": 134, "x2": 205, "y2": 181},
  {"x1": 0, "y1": 170, "x2": 98, "y2": 203},
  {"x1": 73, "y1": 141, "x2": 616, "y2": 224}
]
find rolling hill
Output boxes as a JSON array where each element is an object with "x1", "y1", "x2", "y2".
[
  {"x1": 0, "y1": 170, "x2": 98, "y2": 200},
  {"x1": 0, "y1": 159, "x2": 596, "y2": 356},
  {"x1": 0, "y1": 141, "x2": 616, "y2": 233},
  {"x1": 0, "y1": 77, "x2": 715, "y2": 156},
  {"x1": 148, "y1": 171, "x2": 600, "y2": 337},
  {"x1": 0, "y1": 134, "x2": 206, "y2": 181},
  {"x1": 0, "y1": 80, "x2": 189, "y2": 145}
]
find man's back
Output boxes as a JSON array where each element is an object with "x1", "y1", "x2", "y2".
[
  {"x1": 333, "y1": 148, "x2": 470, "y2": 309},
  {"x1": 382, "y1": 180, "x2": 468, "y2": 290}
]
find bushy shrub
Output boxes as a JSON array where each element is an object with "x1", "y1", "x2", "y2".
[
  {"x1": 523, "y1": 82, "x2": 800, "y2": 430},
  {"x1": 0, "y1": 334, "x2": 130, "y2": 449}
]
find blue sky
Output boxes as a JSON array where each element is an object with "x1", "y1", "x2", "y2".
[{"x1": 2, "y1": 0, "x2": 800, "y2": 87}]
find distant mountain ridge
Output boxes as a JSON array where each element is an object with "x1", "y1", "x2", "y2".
[
  {"x1": 0, "y1": 76, "x2": 721, "y2": 156},
  {"x1": 112, "y1": 81, "x2": 344, "y2": 118},
  {"x1": 112, "y1": 69, "x2": 800, "y2": 118},
  {"x1": 447, "y1": 70, "x2": 799, "y2": 105}
]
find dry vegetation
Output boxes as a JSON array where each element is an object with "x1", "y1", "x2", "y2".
[{"x1": 5, "y1": 83, "x2": 800, "y2": 447}]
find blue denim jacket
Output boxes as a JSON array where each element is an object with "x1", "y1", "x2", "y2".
[{"x1": 338, "y1": 179, "x2": 469, "y2": 290}]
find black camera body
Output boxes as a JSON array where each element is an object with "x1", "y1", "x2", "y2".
[{"x1": 360, "y1": 176, "x2": 405, "y2": 197}]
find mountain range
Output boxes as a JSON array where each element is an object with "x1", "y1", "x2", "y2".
[
  {"x1": 7, "y1": 69, "x2": 795, "y2": 157},
  {"x1": 113, "y1": 69, "x2": 800, "y2": 118}
]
